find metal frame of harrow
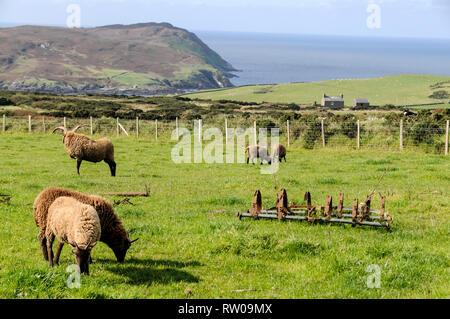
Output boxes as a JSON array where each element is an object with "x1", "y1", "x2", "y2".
[{"x1": 237, "y1": 189, "x2": 393, "y2": 230}]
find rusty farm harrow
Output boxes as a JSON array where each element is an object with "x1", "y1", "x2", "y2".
[{"x1": 237, "y1": 189, "x2": 393, "y2": 230}]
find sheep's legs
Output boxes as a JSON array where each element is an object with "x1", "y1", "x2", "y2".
[
  {"x1": 76, "y1": 159, "x2": 82, "y2": 175},
  {"x1": 105, "y1": 159, "x2": 116, "y2": 177},
  {"x1": 46, "y1": 235, "x2": 55, "y2": 267},
  {"x1": 38, "y1": 229, "x2": 49, "y2": 261},
  {"x1": 54, "y1": 242, "x2": 64, "y2": 265}
]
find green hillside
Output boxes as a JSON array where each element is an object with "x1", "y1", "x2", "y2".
[
  {"x1": 184, "y1": 74, "x2": 450, "y2": 106},
  {"x1": 0, "y1": 23, "x2": 237, "y2": 95}
]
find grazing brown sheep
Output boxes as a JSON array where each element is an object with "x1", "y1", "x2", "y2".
[
  {"x1": 272, "y1": 143, "x2": 287, "y2": 162},
  {"x1": 53, "y1": 125, "x2": 116, "y2": 176},
  {"x1": 46, "y1": 197, "x2": 101, "y2": 275},
  {"x1": 245, "y1": 145, "x2": 272, "y2": 165},
  {"x1": 34, "y1": 187, "x2": 138, "y2": 263}
]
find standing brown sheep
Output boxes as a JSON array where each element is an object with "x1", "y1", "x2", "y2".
[
  {"x1": 34, "y1": 187, "x2": 138, "y2": 263},
  {"x1": 272, "y1": 144, "x2": 287, "y2": 162},
  {"x1": 245, "y1": 145, "x2": 272, "y2": 165},
  {"x1": 53, "y1": 125, "x2": 116, "y2": 176}
]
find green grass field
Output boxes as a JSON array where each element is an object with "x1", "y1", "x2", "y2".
[
  {"x1": 0, "y1": 135, "x2": 449, "y2": 298},
  {"x1": 184, "y1": 74, "x2": 450, "y2": 106}
]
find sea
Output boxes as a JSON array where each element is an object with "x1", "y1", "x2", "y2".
[{"x1": 196, "y1": 31, "x2": 450, "y2": 86}]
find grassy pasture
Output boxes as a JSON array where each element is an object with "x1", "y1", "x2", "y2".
[
  {"x1": 184, "y1": 74, "x2": 450, "y2": 106},
  {"x1": 0, "y1": 134, "x2": 448, "y2": 298}
]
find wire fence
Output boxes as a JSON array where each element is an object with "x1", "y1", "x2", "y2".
[{"x1": 1, "y1": 115, "x2": 449, "y2": 155}]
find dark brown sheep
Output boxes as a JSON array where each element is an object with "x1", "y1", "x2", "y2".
[
  {"x1": 53, "y1": 125, "x2": 116, "y2": 176},
  {"x1": 272, "y1": 144, "x2": 287, "y2": 162},
  {"x1": 34, "y1": 187, "x2": 138, "y2": 263}
]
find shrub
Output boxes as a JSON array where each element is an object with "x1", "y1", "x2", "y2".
[
  {"x1": 410, "y1": 121, "x2": 444, "y2": 145},
  {"x1": 429, "y1": 90, "x2": 449, "y2": 99},
  {"x1": 257, "y1": 119, "x2": 276, "y2": 129},
  {"x1": 339, "y1": 118, "x2": 358, "y2": 139},
  {"x1": 0, "y1": 97, "x2": 14, "y2": 106},
  {"x1": 302, "y1": 120, "x2": 322, "y2": 149}
]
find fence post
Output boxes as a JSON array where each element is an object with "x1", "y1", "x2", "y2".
[
  {"x1": 63, "y1": 117, "x2": 66, "y2": 129},
  {"x1": 225, "y1": 118, "x2": 228, "y2": 145},
  {"x1": 321, "y1": 118, "x2": 325, "y2": 148},
  {"x1": 445, "y1": 120, "x2": 449, "y2": 156},
  {"x1": 400, "y1": 119, "x2": 403, "y2": 151},
  {"x1": 155, "y1": 119, "x2": 158, "y2": 140},
  {"x1": 43, "y1": 116, "x2": 46, "y2": 133},
  {"x1": 90, "y1": 116, "x2": 93, "y2": 135},
  {"x1": 2, "y1": 114, "x2": 5, "y2": 132},
  {"x1": 176, "y1": 117, "x2": 179, "y2": 140},
  {"x1": 254, "y1": 121, "x2": 257, "y2": 145},
  {"x1": 28, "y1": 115, "x2": 32, "y2": 133},
  {"x1": 198, "y1": 119, "x2": 202, "y2": 143},
  {"x1": 357, "y1": 120, "x2": 360, "y2": 149},
  {"x1": 136, "y1": 117, "x2": 139, "y2": 139},
  {"x1": 116, "y1": 117, "x2": 119, "y2": 137},
  {"x1": 287, "y1": 120, "x2": 290, "y2": 148}
]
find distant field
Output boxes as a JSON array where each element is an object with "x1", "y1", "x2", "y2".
[
  {"x1": 184, "y1": 74, "x2": 450, "y2": 106},
  {"x1": 0, "y1": 135, "x2": 449, "y2": 298}
]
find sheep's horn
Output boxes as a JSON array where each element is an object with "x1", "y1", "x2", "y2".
[
  {"x1": 130, "y1": 238, "x2": 139, "y2": 244},
  {"x1": 52, "y1": 126, "x2": 67, "y2": 134},
  {"x1": 71, "y1": 124, "x2": 89, "y2": 132}
]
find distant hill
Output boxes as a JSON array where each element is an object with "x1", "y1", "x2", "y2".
[
  {"x1": 0, "y1": 22, "x2": 237, "y2": 95},
  {"x1": 184, "y1": 74, "x2": 450, "y2": 106}
]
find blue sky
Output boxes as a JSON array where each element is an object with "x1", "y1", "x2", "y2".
[{"x1": 0, "y1": 0, "x2": 449, "y2": 38}]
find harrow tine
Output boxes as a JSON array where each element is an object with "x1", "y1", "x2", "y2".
[
  {"x1": 380, "y1": 196, "x2": 386, "y2": 222},
  {"x1": 324, "y1": 196, "x2": 333, "y2": 220},
  {"x1": 304, "y1": 191, "x2": 312, "y2": 208},
  {"x1": 276, "y1": 189, "x2": 290, "y2": 220},
  {"x1": 352, "y1": 199, "x2": 358, "y2": 227},
  {"x1": 249, "y1": 190, "x2": 262, "y2": 219},
  {"x1": 337, "y1": 193, "x2": 344, "y2": 218}
]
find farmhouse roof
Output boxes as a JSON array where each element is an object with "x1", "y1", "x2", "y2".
[
  {"x1": 354, "y1": 98, "x2": 369, "y2": 103},
  {"x1": 323, "y1": 95, "x2": 344, "y2": 102}
]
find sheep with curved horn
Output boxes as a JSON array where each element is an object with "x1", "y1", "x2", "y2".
[{"x1": 53, "y1": 124, "x2": 116, "y2": 176}]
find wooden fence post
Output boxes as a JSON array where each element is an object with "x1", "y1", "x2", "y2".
[
  {"x1": 357, "y1": 120, "x2": 360, "y2": 149},
  {"x1": 321, "y1": 118, "x2": 325, "y2": 148},
  {"x1": 400, "y1": 119, "x2": 403, "y2": 151},
  {"x1": 28, "y1": 115, "x2": 32, "y2": 133},
  {"x1": 198, "y1": 119, "x2": 202, "y2": 143},
  {"x1": 155, "y1": 119, "x2": 158, "y2": 140},
  {"x1": 63, "y1": 117, "x2": 66, "y2": 129},
  {"x1": 287, "y1": 120, "x2": 290, "y2": 148},
  {"x1": 116, "y1": 117, "x2": 119, "y2": 137},
  {"x1": 445, "y1": 120, "x2": 449, "y2": 156},
  {"x1": 254, "y1": 121, "x2": 257, "y2": 145},
  {"x1": 2, "y1": 114, "x2": 5, "y2": 132},
  {"x1": 136, "y1": 117, "x2": 139, "y2": 139},
  {"x1": 43, "y1": 116, "x2": 46, "y2": 133},
  {"x1": 90, "y1": 116, "x2": 93, "y2": 135}
]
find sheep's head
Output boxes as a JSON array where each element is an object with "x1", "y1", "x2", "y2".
[
  {"x1": 71, "y1": 240, "x2": 97, "y2": 275},
  {"x1": 112, "y1": 233, "x2": 139, "y2": 263},
  {"x1": 52, "y1": 124, "x2": 88, "y2": 143}
]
